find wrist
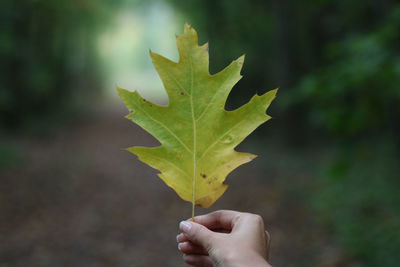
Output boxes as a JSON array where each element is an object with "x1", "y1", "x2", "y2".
[{"x1": 223, "y1": 251, "x2": 271, "y2": 267}]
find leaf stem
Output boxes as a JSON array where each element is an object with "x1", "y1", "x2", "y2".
[{"x1": 191, "y1": 198, "x2": 195, "y2": 220}]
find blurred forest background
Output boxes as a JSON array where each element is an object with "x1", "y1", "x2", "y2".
[{"x1": 1, "y1": 0, "x2": 399, "y2": 266}]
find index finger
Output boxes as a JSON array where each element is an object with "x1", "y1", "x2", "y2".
[{"x1": 191, "y1": 210, "x2": 242, "y2": 231}]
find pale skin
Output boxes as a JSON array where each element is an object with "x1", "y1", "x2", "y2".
[{"x1": 177, "y1": 210, "x2": 272, "y2": 267}]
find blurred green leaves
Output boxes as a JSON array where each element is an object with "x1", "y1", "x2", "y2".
[
  {"x1": 0, "y1": 0, "x2": 123, "y2": 133},
  {"x1": 316, "y1": 140, "x2": 400, "y2": 266},
  {"x1": 291, "y1": 6, "x2": 400, "y2": 266},
  {"x1": 0, "y1": 141, "x2": 22, "y2": 170},
  {"x1": 293, "y1": 7, "x2": 400, "y2": 137}
]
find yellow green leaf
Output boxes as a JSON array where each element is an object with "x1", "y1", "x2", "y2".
[{"x1": 118, "y1": 24, "x2": 277, "y2": 212}]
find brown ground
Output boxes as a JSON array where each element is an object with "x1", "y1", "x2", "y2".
[{"x1": 0, "y1": 101, "x2": 343, "y2": 266}]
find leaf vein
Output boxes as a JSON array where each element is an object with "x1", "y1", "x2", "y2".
[
  {"x1": 133, "y1": 104, "x2": 192, "y2": 154},
  {"x1": 150, "y1": 154, "x2": 189, "y2": 177},
  {"x1": 198, "y1": 118, "x2": 245, "y2": 160},
  {"x1": 165, "y1": 70, "x2": 190, "y2": 95},
  {"x1": 195, "y1": 73, "x2": 232, "y2": 122}
]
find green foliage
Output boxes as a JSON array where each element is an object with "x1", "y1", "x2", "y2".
[
  {"x1": 0, "y1": 141, "x2": 22, "y2": 170},
  {"x1": 0, "y1": 0, "x2": 122, "y2": 133},
  {"x1": 316, "y1": 141, "x2": 400, "y2": 266},
  {"x1": 293, "y1": 7, "x2": 400, "y2": 137},
  {"x1": 292, "y1": 7, "x2": 400, "y2": 266},
  {"x1": 118, "y1": 24, "x2": 276, "y2": 210}
]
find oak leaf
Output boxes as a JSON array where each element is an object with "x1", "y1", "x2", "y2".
[{"x1": 118, "y1": 24, "x2": 277, "y2": 211}]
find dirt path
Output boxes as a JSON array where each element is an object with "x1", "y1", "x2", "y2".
[{"x1": 0, "y1": 101, "x2": 339, "y2": 266}]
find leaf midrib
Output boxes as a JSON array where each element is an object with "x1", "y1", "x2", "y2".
[{"x1": 189, "y1": 50, "x2": 197, "y2": 217}]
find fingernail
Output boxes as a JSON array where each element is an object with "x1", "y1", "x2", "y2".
[
  {"x1": 179, "y1": 221, "x2": 192, "y2": 232},
  {"x1": 177, "y1": 243, "x2": 183, "y2": 251},
  {"x1": 176, "y1": 234, "x2": 180, "y2": 242}
]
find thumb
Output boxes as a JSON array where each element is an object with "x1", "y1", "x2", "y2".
[{"x1": 179, "y1": 221, "x2": 214, "y2": 249}]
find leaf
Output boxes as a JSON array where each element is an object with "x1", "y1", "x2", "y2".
[{"x1": 118, "y1": 24, "x2": 277, "y2": 212}]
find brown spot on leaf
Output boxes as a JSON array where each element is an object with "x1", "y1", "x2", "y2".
[
  {"x1": 179, "y1": 92, "x2": 185, "y2": 96},
  {"x1": 200, "y1": 173, "x2": 207, "y2": 179}
]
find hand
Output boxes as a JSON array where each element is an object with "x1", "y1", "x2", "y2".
[{"x1": 177, "y1": 210, "x2": 272, "y2": 267}]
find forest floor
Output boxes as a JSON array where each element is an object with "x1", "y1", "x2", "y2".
[{"x1": 0, "y1": 100, "x2": 346, "y2": 267}]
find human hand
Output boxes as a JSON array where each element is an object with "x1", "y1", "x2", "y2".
[{"x1": 177, "y1": 210, "x2": 272, "y2": 267}]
